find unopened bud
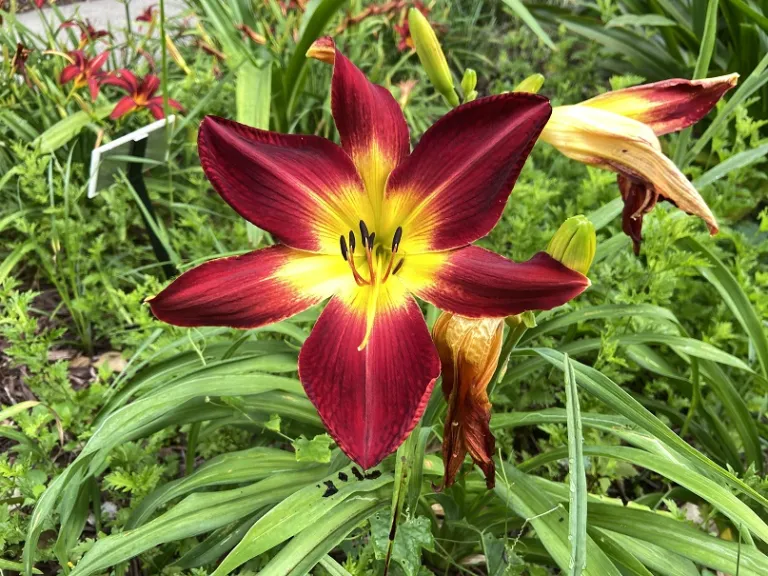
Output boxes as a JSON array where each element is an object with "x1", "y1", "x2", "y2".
[
  {"x1": 408, "y1": 8, "x2": 459, "y2": 107},
  {"x1": 546, "y1": 215, "x2": 596, "y2": 276},
  {"x1": 513, "y1": 73, "x2": 545, "y2": 94},
  {"x1": 505, "y1": 310, "x2": 537, "y2": 330},
  {"x1": 461, "y1": 68, "x2": 477, "y2": 96}
]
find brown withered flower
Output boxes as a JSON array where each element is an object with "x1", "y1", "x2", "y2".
[{"x1": 433, "y1": 313, "x2": 505, "y2": 489}]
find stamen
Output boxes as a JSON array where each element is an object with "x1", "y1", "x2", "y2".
[
  {"x1": 359, "y1": 220, "x2": 369, "y2": 248},
  {"x1": 392, "y1": 226, "x2": 402, "y2": 252},
  {"x1": 347, "y1": 253, "x2": 368, "y2": 286},
  {"x1": 339, "y1": 235, "x2": 348, "y2": 261},
  {"x1": 348, "y1": 231, "x2": 356, "y2": 253},
  {"x1": 392, "y1": 259, "x2": 404, "y2": 276},
  {"x1": 368, "y1": 232, "x2": 376, "y2": 246}
]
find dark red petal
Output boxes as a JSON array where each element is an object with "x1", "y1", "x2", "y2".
[
  {"x1": 198, "y1": 115, "x2": 371, "y2": 253},
  {"x1": 88, "y1": 51, "x2": 109, "y2": 73},
  {"x1": 88, "y1": 77, "x2": 100, "y2": 101},
  {"x1": 582, "y1": 74, "x2": 739, "y2": 136},
  {"x1": 101, "y1": 69, "x2": 137, "y2": 93},
  {"x1": 167, "y1": 98, "x2": 184, "y2": 112},
  {"x1": 401, "y1": 245, "x2": 589, "y2": 317},
  {"x1": 141, "y1": 74, "x2": 161, "y2": 98},
  {"x1": 298, "y1": 295, "x2": 440, "y2": 469},
  {"x1": 385, "y1": 93, "x2": 552, "y2": 252},
  {"x1": 59, "y1": 65, "x2": 80, "y2": 85},
  {"x1": 146, "y1": 102, "x2": 165, "y2": 120},
  {"x1": 327, "y1": 39, "x2": 409, "y2": 196},
  {"x1": 110, "y1": 97, "x2": 137, "y2": 120},
  {"x1": 149, "y1": 245, "x2": 346, "y2": 328}
]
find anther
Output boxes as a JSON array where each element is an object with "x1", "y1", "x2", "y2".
[
  {"x1": 339, "y1": 235, "x2": 348, "y2": 261},
  {"x1": 359, "y1": 220, "x2": 369, "y2": 248},
  {"x1": 348, "y1": 231, "x2": 356, "y2": 253},
  {"x1": 368, "y1": 232, "x2": 376, "y2": 246},
  {"x1": 392, "y1": 226, "x2": 403, "y2": 252},
  {"x1": 392, "y1": 259, "x2": 404, "y2": 275}
]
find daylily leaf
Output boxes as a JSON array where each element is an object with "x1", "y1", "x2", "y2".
[
  {"x1": 292, "y1": 434, "x2": 332, "y2": 463},
  {"x1": 370, "y1": 513, "x2": 434, "y2": 576},
  {"x1": 482, "y1": 532, "x2": 525, "y2": 576}
]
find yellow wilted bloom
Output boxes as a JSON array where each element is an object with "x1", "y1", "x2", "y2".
[{"x1": 539, "y1": 75, "x2": 737, "y2": 252}]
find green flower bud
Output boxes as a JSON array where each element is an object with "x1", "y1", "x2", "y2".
[
  {"x1": 461, "y1": 68, "x2": 477, "y2": 96},
  {"x1": 546, "y1": 215, "x2": 596, "y2": 276},
  {"x1": 505, "y1": 310, "x2": 537, "y2": 329},
  {"x1": 408, "y1": 8, "x2": 459, "y2": 107},
  {"x1": 513, "y1": 73, "x2": 545, "y2": 94}
]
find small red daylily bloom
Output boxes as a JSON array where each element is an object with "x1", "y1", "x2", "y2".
[
  {"x1": 34, "y1": 0, "x2": 45, "y2": 8},
  {"x1": 148, "y1": 38, "x2": 589, "y2": 468},
  {"x1": 136, "y1": 5, "x2": 155, "y2": 22},
  {"x1": 59, "y1": 50, "x2": 109, "y2": 101},
  {"x1": 59, "y1": 19, "x2": 111, "y2": 48},
  {"x1": 101, "y1": 69, "x2": 183, "y2": 120},
  {"x1": 394, "y1": 1, "x2": 429, "y2": 51}
]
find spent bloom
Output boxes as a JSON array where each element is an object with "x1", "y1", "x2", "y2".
[
  {"x1": 433, "y1": 313, "x2": 504, "y2": 489},
  {"x1": 59, "y1": 50, "x2": 109, "y2": 101},
  {"x1": 435, "y1": 215, "x2": 596, "y2": 489},
  {"x1": 136, "y1": 5, "x2": 155, "y2": 22},
  {"x1": 540, "y1": 74, "x2": 738, "y2": 252},
  {"x1": 11, "y1": 43, "x2": 32, "y2": 86},
  {"x1": 148, "y1": 37, "x2": 589, "y2": 468},
  {"x1": 101, "y1": 69, "x2": 183, "y2": 120},
  {"x1": 58, "y1": 19, "x2": 111, "y2": 48}
]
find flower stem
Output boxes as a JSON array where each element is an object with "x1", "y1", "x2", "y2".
[{"x1": 487, "y1": 321, "x2": 529, "y2": 399}]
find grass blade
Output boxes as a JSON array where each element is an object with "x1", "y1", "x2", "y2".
[
  {"x1": 565, "y1": 354, "x2": 587, "y2": 575},
  {"x1": 501, "y1": 0, "x2": 556, "y2": 50}
]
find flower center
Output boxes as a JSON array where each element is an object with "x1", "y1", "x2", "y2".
[{"x1": 339, "y1": 220, "x2": 403, "y2": 287}]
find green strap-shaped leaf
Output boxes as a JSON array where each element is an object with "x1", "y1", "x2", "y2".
[{"x1": 565, "y1": 355, "x2": 587, "y2": 576}]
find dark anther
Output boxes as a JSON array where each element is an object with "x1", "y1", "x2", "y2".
[
  {"x1": 392, "y1": 259, "x2": 404, "y2": 275},
  {"x1": 348, "y1": 231, "x2": 356, "y2": 253},
  {"x1": 368, "y1": 232, "x2": 376, "y2": 246},
  {"x1": 351, "y1": 466, "x2": 364, "y2": 481},
  {"x1": 339, "y1": 235, "x2": 348, "y2": 261},
  {"x1": 322, "y1": 480, "x2": 338, "y2": 497},
  {"x1": 338, "y1": 471, "x2": 348, "y2": 482},
  {"x1": 359, "y1": 220, "x2": 369, "y2": 247},
  {"x1": 392, "y1": 226, "x2": 403, "y2": 252}
]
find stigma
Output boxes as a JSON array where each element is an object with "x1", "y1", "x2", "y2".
[{"x1": 339, "y1": 221, "x2": 404, "y2": 287}]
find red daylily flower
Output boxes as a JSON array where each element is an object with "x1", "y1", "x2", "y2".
[
  {"x1": 148, "y1": 38, "x2": 590, "y2": 468},
  {"x1": 59, "y1": 50, "x2": 109, "y2": 101},
  {"x1": 136, "y1": 5, "x2": 155, "y2": 22},
  {"x1": 34, "y1": 0, "x2": 45, "y2": 8},
  {"x1": 393, "y1": 1, "x2": 429, "y2": 51},
  {"x1": 59, "y1": 19, "x2": 111, "y2": 48},
  {"x1": 101, "y1": 69, "x2": 183, "y2": 120}
]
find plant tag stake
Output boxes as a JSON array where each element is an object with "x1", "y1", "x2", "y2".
[{"x1": 87, "y1": 116, "x2": 177, "y2": 278}]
